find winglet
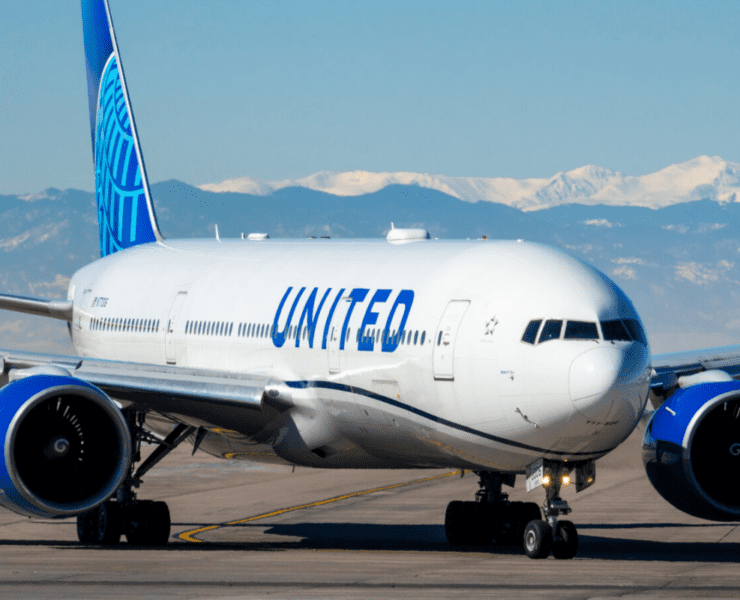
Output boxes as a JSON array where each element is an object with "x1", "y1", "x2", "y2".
[{"x1": 81, "y1": 0, "x2": 163, "y2": 257}]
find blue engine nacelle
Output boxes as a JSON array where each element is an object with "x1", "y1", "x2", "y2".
[
  {"x1": 0, "y1": 374, "x2": 131, "y2": 519},
  {"x1": 643, "y1": 379, "x2": 740, "y2": 521}
]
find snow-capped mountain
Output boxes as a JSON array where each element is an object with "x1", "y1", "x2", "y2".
[{"x1": 199, "y1": 155, "x2": 740, "y2": 211}]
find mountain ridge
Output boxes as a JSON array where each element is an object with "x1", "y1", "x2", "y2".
[{"x1": 198, "y1": 155, "x2": 740, "y2": 211}]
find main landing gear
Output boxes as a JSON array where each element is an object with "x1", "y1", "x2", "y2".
[
  {"x1": 444, "y1": 469, "x2": 579, "y2": 559},
  {"x1": 77, "y1": 411, "x2": 195, "y2": 546}
]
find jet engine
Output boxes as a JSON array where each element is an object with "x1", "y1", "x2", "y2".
[
  {"x1": 0, "y1": 374, "x2": 131, "y2": 519},
  {"x1": 642, "y1": 377, "x2": 740, "y2": 521}
]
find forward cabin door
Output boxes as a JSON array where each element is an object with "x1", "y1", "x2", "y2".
[
  {"x1": 433, "y1": 300, "x2": 470, "y2": 380},
  {"x1": 165, "y1": 291, "x2": 188, "y2": 365}
]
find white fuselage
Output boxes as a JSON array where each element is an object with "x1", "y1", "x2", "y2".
[{"x1": 68, "y1": 237, "x2": 651, "y2": 471}]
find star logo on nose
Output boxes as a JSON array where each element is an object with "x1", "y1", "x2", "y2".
[{"x1": 484, "y1": 317, "x2": 499, "y2": 336}]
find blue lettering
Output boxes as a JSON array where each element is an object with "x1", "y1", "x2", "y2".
[
  {"x1": 271, "y1": 287, "x2": 305, "y2": 348},
  {"x1": 358, "y1": 289, "x2": 391, "y2": 351},
  {"x1": 321, "y1": 288, "x2": 346, "y2": 349},
  {"x1": 341, "y1": 288, "x2": 368, "y2": 350},
  {"x1": 296, "y1": 288, "x2": 331, "y2": 348},
  {"x1": 382, "y1": 290, "x2": 414, "y2": 352}
]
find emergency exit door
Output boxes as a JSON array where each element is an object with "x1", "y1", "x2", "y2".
[
  {"x1": 433, "y1": 300, "x2": 470, "y2": 380},
  {"x1": 165, "y1": 291, "x2": 187, "y2": 364},
  {"x1": 327, "y1": 297, "x2": 352, "y2": 373}
]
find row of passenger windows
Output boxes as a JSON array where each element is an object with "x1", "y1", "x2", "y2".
[
  {"x1": 89, "y1": 315, "x2": 431, "y2": 349},
  {"x1": 186, "y1": 320, "x2": 430, "y2": 347},
  {"x1": 90, "y1": 316, "x2": 160, "y2": 333},
  {"x1": 521, "y1": 318, "x2": 647, "y2": 345},
  {"x1": 358, "y1": 327, "x2": 427, "y2": 346},
  {"x1": 186, "y1": 320, "x2": 235, "y2": 337}
]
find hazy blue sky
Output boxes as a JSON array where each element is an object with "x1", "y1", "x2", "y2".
[{"x1": 1, "y1": 1, "x2": 739, "y2": 195}]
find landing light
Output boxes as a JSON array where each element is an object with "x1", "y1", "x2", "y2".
[
  {"x1": 562, "y1": 474, "x2": 571, "y2": 486},
  {"x1": 542, "y1": 474, "x2": 551, "y2": 486}
]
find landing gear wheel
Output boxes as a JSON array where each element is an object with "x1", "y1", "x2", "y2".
[
  {"x1": 125, "y1": 500, "x2": 171, "y2": 546},
  {"x1": 77, "y1": 502, "x2": 122, "y2": 545},
  {"x1": 552, "y1": 519, "x2": 578, "y2": 559},
  {"x1": 523, "y1": 519, "x2": 552, "y2": 559},
  {"x1": 500, "y1": 502, "x2": 541, "y2": 546},
  {"x1": 76, "y1": 510, "x2": 96, "y2": 543},
  {"x1": 444, "y1": 501, "x2": 491, "y2": 546}
]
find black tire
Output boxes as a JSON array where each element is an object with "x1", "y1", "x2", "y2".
[
  {"x1": 496, "y1": 502, "x2": 521, "y2": 545},
  {"x1": 77, "y1": 502, "x2": 122, "y2": 545},
  {"x1": 125, "y1": 500, "x2": 171, "y2": 546},
  {"x1": 76, "y1": 510, "x2": 97, "y2": 544},
  {"x1": 521, "y1": 502, "x2": 542, "y2": 525},
  {"x1": 96, "y1": 501, "x2": 123, "y2": 545},
  {"x1": 552, "y1": 520, "x2": 578, "y2": 559},
  {"x1": 523, "y1": 519, "x2": 552, "y2": 559},
  {"x1": 444, "y1": 501, "x2": 490, "y2": 546},
  {"x1": 498, "y1": 502, "x2": 542, "y2": 546}
]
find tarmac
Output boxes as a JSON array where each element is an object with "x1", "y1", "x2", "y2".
[{"x1": 1, "y1": 426, "x2": 739, "y2": 599}]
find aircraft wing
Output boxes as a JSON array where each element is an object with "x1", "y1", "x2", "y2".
[
  {"x1": 0, "y1": 348, "x2": 293, "y2": 431},
  {"x1": 649, "y1": 344, "x2": 740, "y2": 407}
]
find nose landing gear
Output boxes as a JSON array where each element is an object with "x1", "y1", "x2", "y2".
[{"x1": 523, "y1": 474, "x2": 578, "y2": 559}]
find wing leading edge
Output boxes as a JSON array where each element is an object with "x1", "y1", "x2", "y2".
[
  {"x1": 0, "y1": 348, "x2": 293, "y2": 434},
  {"x1": 649, "y1": 345, "x2": 740, "y2": 407}
]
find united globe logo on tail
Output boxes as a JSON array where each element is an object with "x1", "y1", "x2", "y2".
[
  {"x1": 82, "y1": 0, "x2": 160, "y2": 257},
  {"x1": 95, "y1": 55, "x2": 155, "y2": 256}
]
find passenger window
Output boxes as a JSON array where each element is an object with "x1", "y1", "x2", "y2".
[
  {"x1": 421, "y1": 331, "x2": 426, "y2": 345},
  {"x1": 521, "y1": 320, "x2": 542, "y2": 344},
  {"x1": 414, "y1": 331, "x2": 418, "y2": 345},
  {"x1": 623, "y1": 319, "x2": 647, "y2": 345},
  {"x1": 601, "y1": 320, "x2": 631, "y2": 342},
  {"x1": 564, "y1": 321, "x2": 598, "y2": 340},
  {"x1": 538, "y1": 320, "x2": 562, "y2": 343}
]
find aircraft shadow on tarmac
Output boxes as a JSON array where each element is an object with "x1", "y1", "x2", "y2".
[{"x1": 3, "y1": 521, "x2": 740, "y2": 561}]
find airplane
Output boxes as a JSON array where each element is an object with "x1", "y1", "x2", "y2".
[{"x1": 0, "y1": 0, "x2": 735, "y2": 560}]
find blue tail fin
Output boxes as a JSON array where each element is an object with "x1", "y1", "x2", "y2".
[{"x1": 81, "y1": 0, "x2": 162, "y2": 257}]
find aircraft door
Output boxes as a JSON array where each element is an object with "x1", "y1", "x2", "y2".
[
  {"x1": 433, "y1": 300, "x2": 470, "y2": 380},
  {"x1": 327, "y1": 296, "x2": 352, "y2": 374},
  {"x1": 165, "y1": 291, "x2": 188, "y2": 365}
]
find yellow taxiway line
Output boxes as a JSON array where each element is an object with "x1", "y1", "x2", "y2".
[{"x1": 178, "y1": 470, "x2": 460, "y2": 543}]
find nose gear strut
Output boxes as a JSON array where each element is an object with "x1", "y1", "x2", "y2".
[{"x1": 524, "y1": 468, "x2": 579, "y2": 559}]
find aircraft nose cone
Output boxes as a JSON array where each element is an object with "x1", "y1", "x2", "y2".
[{"x1": 569, "y1": 347, "x2": 621, "y2": 421}]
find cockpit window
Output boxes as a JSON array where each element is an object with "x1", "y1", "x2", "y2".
[
  {"x1": 564, "y1": 321, "x2": 598, "y2": 340},
  {"x1": 538, "y1": 320, "x2": 562, "y2": 343},
  {"x1": 521, "y1": 320, "x2": 542, "y2": 344},
  {"x1": 623, "y1": 319, "x2": 647, "y2": 345},
  {"x1": 601, "y1": 319, "x2": 631, "y2": 342}
]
